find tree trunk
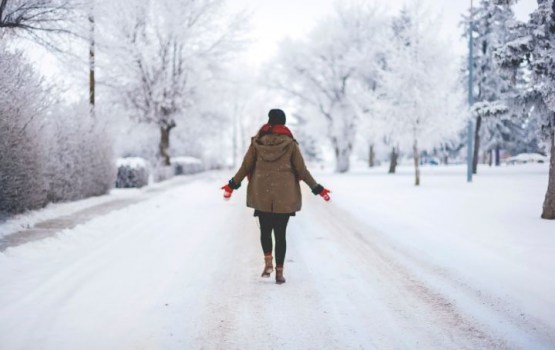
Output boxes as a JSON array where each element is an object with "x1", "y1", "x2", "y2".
[
  {"x1": 472, "y1": 115, "x2": 482, "y2": 174},
  {"x1": 495, "y1": 146, "x2": 501, "y2": 166},
  {"x1": 368, "y1": 144, "x2": 375, "y2": 168},
  {"x1": 488, "y1": 150, "x2": 493, "y2": 167},
  {"x1": 541, "y1": 129, "x2": 555, "y2": 220},
  {"x1": 334, "y1": 145, "x2": 351, "y2": 173},
  {"x1": 159, "y1": 126, "x2": 172, "y2": 166},
  {"x1": 388, "y1": 147, "x2": 398, "y2": 174},
  {"x1": 88, "y1": 3, "x2": 95, "y2": 118},
  {"x1": 413, "y1": 140, "x2": 420, "y2": 186},
  {"x1": 331, "y1": 122, "x2": 354, "y2": 173}
]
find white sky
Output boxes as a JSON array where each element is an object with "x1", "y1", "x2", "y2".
[
  {"x1": 229, "y1": 0, "x2": 538, "y2": 66},
  {"x1": 25, "y1": 0, "x2": 539, "y2": 98}
]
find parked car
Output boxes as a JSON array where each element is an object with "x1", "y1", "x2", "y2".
[
  {"x1": 504, "y1": 153, "x2": 548, "y2": 165},
  {"x1": 421, "y1": 157, "x2": 440, "y2": 166},
  {"x1": 115, "y1": 157, "x2": 149, "y2": 188},
  {"x1": 172, "y1": 157, "x2": 204, "y2": 175}
]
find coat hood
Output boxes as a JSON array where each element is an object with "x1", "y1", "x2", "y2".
[{"x1": 253, "y1": 134, "x2": 294, "y2": 162}]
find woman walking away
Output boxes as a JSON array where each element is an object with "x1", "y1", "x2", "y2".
[{"x1": 221, "y1": 109, "x2": 331, "y2": 285}]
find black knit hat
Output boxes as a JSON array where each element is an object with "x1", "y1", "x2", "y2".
[{"x1": 268, "y1": 109, "x2": 286, "y2": 125}]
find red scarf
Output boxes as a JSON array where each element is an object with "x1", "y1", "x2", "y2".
[{"x1": 258, "y1": 124, "x2": 294, "y2": 138}]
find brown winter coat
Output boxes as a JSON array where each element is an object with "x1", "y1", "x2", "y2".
[{"x1": 232, "y1": 133, "x2": 318, "y2": 214}]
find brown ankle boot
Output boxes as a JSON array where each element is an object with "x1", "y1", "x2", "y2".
[
  {"x1": 261, "y1": 255, "x2": 273, "y2": 277},
  {"x1": 275, "y1": 266, "x2": 286, "y2": 284}
]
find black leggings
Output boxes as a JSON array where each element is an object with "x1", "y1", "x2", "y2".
[{"x1": 258, "y1": 213, "x2": 290, "y2": 267}]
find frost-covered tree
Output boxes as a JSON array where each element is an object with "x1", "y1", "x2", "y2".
[
  {"x1": 495, "y1": 0, "x2": 555, "y2": 219},
  {"x1": 103, "y1": 0, "x2": 244, "y2": 167},
  {"x1": 464, "y1": 0, "x2": 522, "y2": 173},
  {"x1": 200, "y1": 68, "x2": 263, "y2": 168},
  {"x1": 377, "y1": 4, "x2": 465, "y2": 185},
  {"x1": 344, "y1": 4, "x2": 389, "y2": 169},
  {"x1": 291, "y1": 113, "x2": 323, "y2": 163},
  {"x1": 268, "y1": 2, "x2": 387, "y2": 173},
  {"x1": 475, "y1": 102, "x2": 527, "y2": 165}
]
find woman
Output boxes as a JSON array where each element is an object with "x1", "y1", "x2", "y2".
[{"x1": 221, "y1": 109, "x2": 330, "y2": 285}]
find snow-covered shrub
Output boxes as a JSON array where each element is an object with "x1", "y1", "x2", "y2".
[
  {"x1": 172, "y1": 156, "x2": 203, "y2": 175},
  {"x1": 0, "y1": 47, "x2": 48, "y2": 214},
  {"x1": 115, "y1": 157, "x2": 149, "y2": 188},
  {"x1": 44, "y1": 102, "x2": 116, "y2": 202}
]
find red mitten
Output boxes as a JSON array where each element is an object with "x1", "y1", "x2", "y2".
[
  {"x1": 320, "y1": 188, "x2": 331, "y2": 202},
  {"x1": 221, "y1": 184, "x2": 233, "y2": 200}
]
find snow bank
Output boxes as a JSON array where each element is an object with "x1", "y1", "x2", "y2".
[
  {"x1": 116, "y1": 157, "x2": 148, "y2": 168},
  {"x1": 318, "y1": 163, "x2": 554, "y2": 329}
]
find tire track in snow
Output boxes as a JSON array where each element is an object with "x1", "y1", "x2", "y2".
[
  {"x1": 192, "y1": 190, "x2": 352, "y2": 350},
  {"x1": 195, "y1": 186, "x2": 505, "y2": 349}
]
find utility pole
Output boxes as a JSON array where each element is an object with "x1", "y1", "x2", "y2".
[
  {"x1": 232, "y1": 105, "x2": 237, "y2": 168},
  {"x1": 467, "y1": 0, "x2": 474, "y2": 183},
  {"x1": 89, "y1": 1, "x2": 95, "y2": 118}
]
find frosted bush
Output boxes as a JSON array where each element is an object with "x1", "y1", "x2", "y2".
[
  {"x1": 0, "y1": 47, "x2": 48, "y2": 214},
  {"x1": 44, "y1": 102, "x2": 116, "y2": 202},
  {"x1": 0, "y1": 45, "x2": 115, "y2": 215}
]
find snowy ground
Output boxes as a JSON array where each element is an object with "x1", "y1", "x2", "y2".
[{"x1": 0, "y1": 165, "x2": 553, "y2": 349}]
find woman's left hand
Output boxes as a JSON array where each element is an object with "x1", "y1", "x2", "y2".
[{"x1": 319, "y1": 188, "x2": 331, "y2": 202}]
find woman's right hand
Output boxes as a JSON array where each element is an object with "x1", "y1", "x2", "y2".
[{"x1": 221, "y1": 184, "x2": 233, "y2": 200}]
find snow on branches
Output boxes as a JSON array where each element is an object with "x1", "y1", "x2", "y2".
[
  {"x1": 463, "y1": 0, "x2": 524, "y2": 172},
  {"x1": 269, "y1": 2, "x2": 465, "y2": 178},
  {"x1": 0, "y1": 0, "x2": 74, "y2": 33},
  {"x1": 101, "y1": 0, "x2": 245, "y2": 166},
  {"x1": 495, "y1": 1, "x2": 555, "y2": 141},
  {"x1": 0, "y1": 0, "x2": 83, "y2": 52},
  {"x1": 267, "y1": 2, "x2": 388, "y2": 173}
]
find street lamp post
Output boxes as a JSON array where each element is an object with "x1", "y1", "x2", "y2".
[{"x1": 467, "y1": 0, "x2": 474, "y2": 183}]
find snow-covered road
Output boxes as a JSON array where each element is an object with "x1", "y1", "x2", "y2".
[{"x1": 1, "y1": 171, "x2": 553, "y2": 350}]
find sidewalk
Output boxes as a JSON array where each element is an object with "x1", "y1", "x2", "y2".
[{"x1": 0, "y1": 172, "x2": 211, "y2": 252}]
